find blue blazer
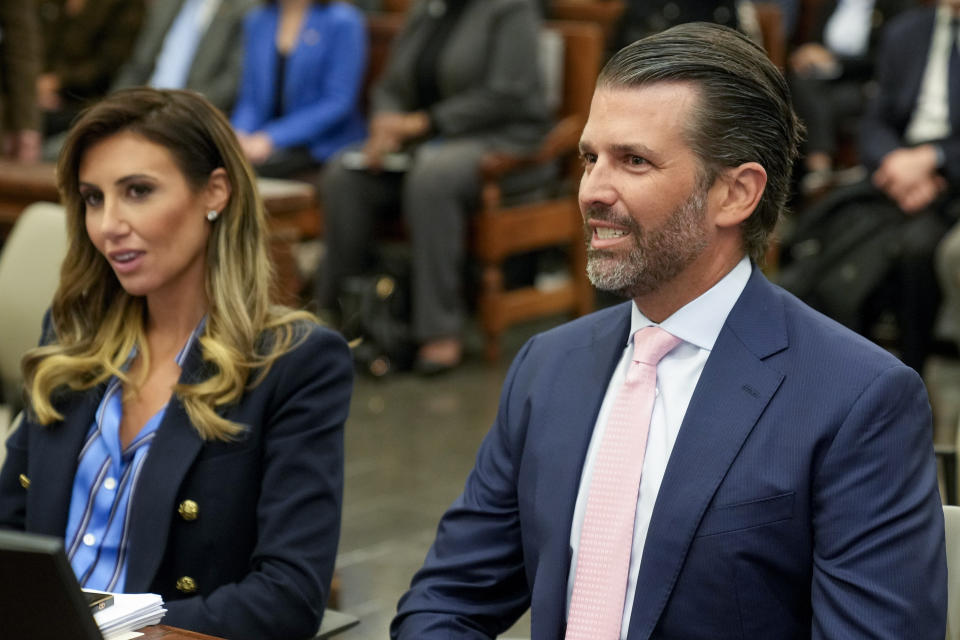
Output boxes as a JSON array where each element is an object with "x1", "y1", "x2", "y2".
[
  {"x1": 0, "y1": 325, "x2": 353, "y2": 640},
  {"x1": 860, "y1": 7, "x2": 960, "y2": 185},
  {"x1": 230, "y1": 2, "x2": 367, "y2": 162},
  {"x1": 392, "y1": 267, "x2": 947, "y2": 639}
]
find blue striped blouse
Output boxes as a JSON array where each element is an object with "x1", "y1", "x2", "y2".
[{"x1": 65, "y1": 320, "x2": 205, "y2": 591}]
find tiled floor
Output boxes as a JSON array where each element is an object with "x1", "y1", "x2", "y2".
[
  {"x1": 333, "y1": 319, "x2": 542, "y2": 639},
  {"x1": 331, "y1": 315, "x2": 960, "y2": 640}
]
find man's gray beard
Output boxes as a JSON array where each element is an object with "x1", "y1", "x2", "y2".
[{"x1": 585, "y1": 186, "x2": 709, "y2": 300}]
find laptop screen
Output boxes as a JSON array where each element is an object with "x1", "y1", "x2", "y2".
[{"x1": 0, "y1": 529, "x2": 103, "y2": 639}]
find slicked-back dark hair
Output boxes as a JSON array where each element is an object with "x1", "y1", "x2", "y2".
[{"x1": 598, "y1": 22, "x2": 802, "y2": 263}]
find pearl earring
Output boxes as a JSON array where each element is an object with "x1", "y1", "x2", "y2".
[{"x1": 206, "y1": 210, "x2": 219, "y2": 222}]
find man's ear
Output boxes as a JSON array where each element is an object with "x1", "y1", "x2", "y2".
[
  {"x1": 711, "y1": 162, "x2": 767, "y2": 229},
  {"x1": 204, "y1": 168, "x2": 232, "y2": 214}
]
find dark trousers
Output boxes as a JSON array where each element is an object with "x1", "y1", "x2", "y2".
[{"x1": 864, "y1": 204, "x2": 954, "y2": 373}]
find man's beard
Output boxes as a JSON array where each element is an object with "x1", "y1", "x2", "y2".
[{"x1": 584, "y1": 185, "x2": 710, "y2": 300}]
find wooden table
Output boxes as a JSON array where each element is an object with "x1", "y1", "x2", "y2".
[
  {"x1": 0, "y1": 160, "x2": 319, "y2": 305},
  {"x1": 0, "y1": 159, "x2": 59, "y2": 226}
]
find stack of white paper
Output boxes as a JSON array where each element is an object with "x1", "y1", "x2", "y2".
[{"x1": 92, "y1": 592, "x2": 166, "y2": 640}]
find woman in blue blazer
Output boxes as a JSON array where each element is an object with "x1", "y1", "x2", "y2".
[
  {"x1": 231, "y1": 0, "x2": 367, "y2": 177},
  {"x1": 0, "y1": 88, "x2": 353, "y2": 640}
]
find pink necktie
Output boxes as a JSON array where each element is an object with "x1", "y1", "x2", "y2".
[{"x1": 565, "y1": 326, "x2": 681, "y2": 640}]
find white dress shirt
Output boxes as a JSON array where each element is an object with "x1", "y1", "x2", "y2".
[
  {"x1": 148, "y1": 0, "x2": 223, "y2": 90},
  {"x1": 905, "y1": 6, "x2": 956, "y2": 145},
  {"x1": 565, "y1": 256, "x2": 752, "y2": 639},
  {"x1": 824, "y1": 0, "x2": 876, "y2": 58}
]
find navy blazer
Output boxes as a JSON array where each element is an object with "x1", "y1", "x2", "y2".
[
  {"x1": 860, "y1": 6, "x2": 960, "y2": 185},
  {"x1": 0, "y1": 324, "x2": 353, "y2": 640},
  {"x1": 392, "y1": 267, "x2": 947, "y2": 639},
  {"x1": 230, "y1": 2, "x2": 367, "y2": 163}
]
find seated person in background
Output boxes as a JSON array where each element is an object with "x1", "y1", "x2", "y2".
[
  {"x1": 111, "y1": 0, "x2": 256, "y2": 114},
  {"x1": 0, "y1": 88, "x2": 353, "y2": 640},
  {"x1": 788, "y1": 0, "x2": 910, "y2": 194},
  {"x1": 231, "y1": 0, "x2": 367, "y2": 178},
  {"x1": 858, "y1": 0, "x2": 960, "y2": 373},
  {"x1": 318, "y1": 0, "x2": 551, "y2": 373},
  {"x1": 0, "y1": 0, "x2": 41, "y2": 162},
  {"x1": 35, "y1": 0, "x2": 145, "y2": 138}
]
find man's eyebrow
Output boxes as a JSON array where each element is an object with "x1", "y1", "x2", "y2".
[
  {"x1": 609, "y1": 143, "x2": 657, "y2": 157},
  {"x1": 577, "y1": 141, "x2": 659, "y2": 158}
]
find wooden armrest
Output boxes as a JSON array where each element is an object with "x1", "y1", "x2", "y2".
[
  {"x1": 479, "y1": 115, "x2": 584, "y2": 181},
  {"x1": 0, "y1": 160, "x2": 59, "y2": 202}
]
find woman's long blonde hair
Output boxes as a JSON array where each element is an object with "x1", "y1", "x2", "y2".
[{"x1": 22, "y1": 88, "x2": 315, "y2": 441}]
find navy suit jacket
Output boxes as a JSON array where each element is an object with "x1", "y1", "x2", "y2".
[
  {"x1": 392, "y1": 267, "x2": 947, "y2": 639},
  {"x1": 230, "y1": 2, "x2": 367, "y2": 162},
  {"x1": 860, "y1": 6, "x2": 960, "y2": 186},
  {"x1": 0, "y1": 324, "x2": 353, "y2": 640}
]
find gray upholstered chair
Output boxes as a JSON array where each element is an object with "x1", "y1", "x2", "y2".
[
  {"x1": 0, "y1": 202, "x2": 69, "y2": 414},
  {"x1": 944, "y1": 505, "x2": 960, "y2": 640}
]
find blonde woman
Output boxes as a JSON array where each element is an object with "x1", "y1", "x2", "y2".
[{"x1": 0, "y1": 88, "x2": 352, "y2": 640}]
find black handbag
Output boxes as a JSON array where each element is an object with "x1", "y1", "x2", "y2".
[
  {"x1": 778, "y1": 181, "x2": 905, "y2": 332},
  {"x1": 339, "y1": 252, "x2": 416, "y2": 377}
]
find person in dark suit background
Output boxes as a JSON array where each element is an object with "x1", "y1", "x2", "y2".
[
  {"x1": 111, "y1": 0, "x2": 256, "y2": 114},
  {"x1": 858, "y1": 0, "x2": 960, "y2": 373},
  {"x1": 0, "y1": 88, "x2": 353, "y2": 640},
  {"x1": 0, "y1": 0, "x2": 41, "y2": 162},
  {"x1": 788, "y1": 0, "x2": 910, "y2": 194},
  {"x1": 932, "y1": 0, "x2": 960, "y2": 361},
  {"x1": 391, "y1": 23, "x2": 946, "y2": 640},
  {"x1": 230, "y1": 0, "x2": 367, "y2": 178}
]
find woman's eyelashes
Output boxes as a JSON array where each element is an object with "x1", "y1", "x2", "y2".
[
  {"x1": 79, "y1": 182, "x2": 154, "y2": 208},
  {"x1": 79, "y1": 187, "x2": 103, "y2": 208}
]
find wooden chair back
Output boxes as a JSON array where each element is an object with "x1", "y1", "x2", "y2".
[{"x1": 471, "y1": 19, "x2": 603, "y2": 359}]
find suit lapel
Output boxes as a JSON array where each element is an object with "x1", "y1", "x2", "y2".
[
  {"x1": 532, "y1": 304, "x2": 632, "y2": 640},
  {"x1": 124, "y1": 343, "x2": 206, "y2": 591},
  {"x1": 29, "y1": 389, "x2": 105, "y2": 536},
  {"x1": 907, "y1": 10, "x2": 937, "y2": 119},
  {"x1": 625, "y1": 271, "x2": 788, "y2": 640}
]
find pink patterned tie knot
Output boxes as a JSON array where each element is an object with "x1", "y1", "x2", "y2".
[
  {"x1": 633, "y1": 326, "x2": 683, "y2": 365},
  {"x1": 626, "y1": 327, "x2": 682, "y2": 384},
  {"x1": 566, "y1": 325, "x2": 681, "y2": 640}
]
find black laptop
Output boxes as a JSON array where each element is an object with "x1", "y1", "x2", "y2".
[{"x1": 0, "y1": 529, "x2": 104, "y2": 639}]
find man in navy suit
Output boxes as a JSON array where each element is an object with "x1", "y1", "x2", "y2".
[{"x1": 391, "y1": 22, "x2": 947, "y2": 640}]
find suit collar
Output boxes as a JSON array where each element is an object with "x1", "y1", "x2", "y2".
[
  {"x1": 625, "y1": 269, "x2": 787, "y2": 639},
  {"x1": 639, "y1": 257, "x2": 753, "y2": 352},
  {"x1": 720, "y1": 266, "x2": 789, "y2": 361}
]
